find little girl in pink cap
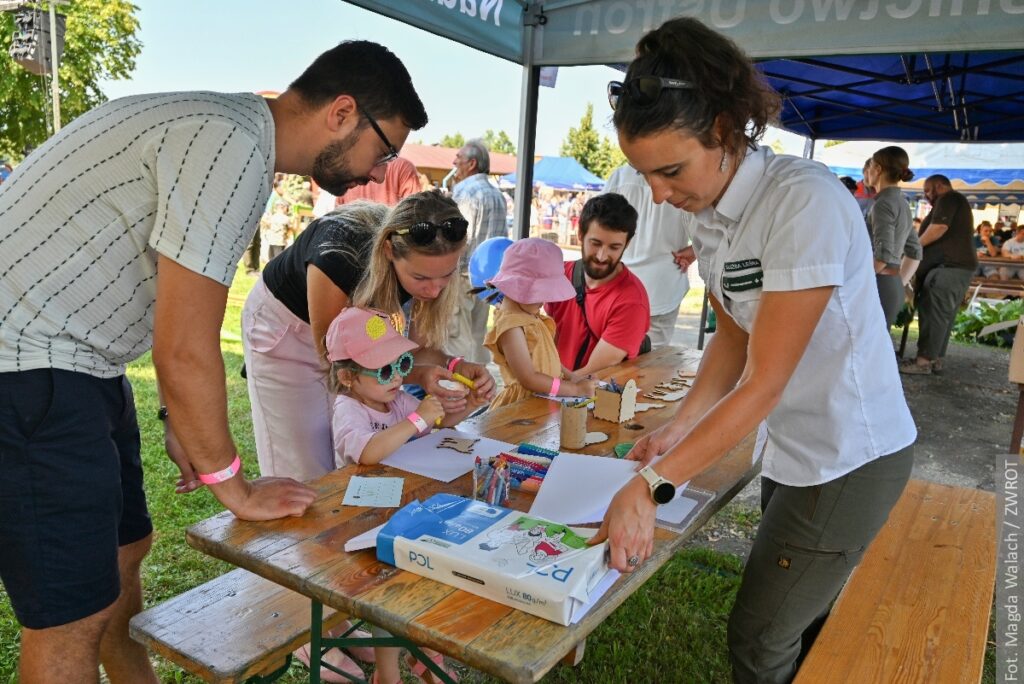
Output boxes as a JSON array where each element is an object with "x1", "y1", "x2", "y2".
[
  {"x1": 481, "y1": 238, "x2": 596, "y2": 409},
  {"x1": 325, "y1": 306, "x2": 483, "y2": 682}
]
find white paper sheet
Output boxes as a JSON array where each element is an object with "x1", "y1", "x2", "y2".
[
  {"x1": 343, "y1": 522, "x2": 386, "y2": 552},
  {"x1": 529, "y1": 453, "x2": 637, "y2": 524},
  {"x1": 570, "y1": 569, "x2": 620, "y2": 624},
  {"x1": 381, "y1": 428, "x2": 515, "y2": 482},
  {"x1": 342, "y1": 476, "x2": 404, "y2": 508}
]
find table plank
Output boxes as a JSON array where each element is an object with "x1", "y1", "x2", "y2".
[{"x1": 187, "y1": 347, "x2": 758, "y2": 683}]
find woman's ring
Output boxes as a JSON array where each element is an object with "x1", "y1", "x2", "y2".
[{"x1": 627, "y1": 555, "x2": 640, "y2": 567}]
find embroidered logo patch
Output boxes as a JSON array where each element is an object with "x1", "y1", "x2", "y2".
[
  {"x1": 723, "y1": 258, "x2": 763, "y2": 292},
  {"x1": 778, "y1": 555, "x2": 792, "y2": 570}
]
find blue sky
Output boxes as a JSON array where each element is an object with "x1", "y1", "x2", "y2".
[{"x1": 99, "y1": 0, "x2": 806, "y2": 157}]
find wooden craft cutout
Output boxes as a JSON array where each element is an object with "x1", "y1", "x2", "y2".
[
  {"x1": 677, "y1": 369, "x2": 697, "y2": 379},
  {"x1": 644, "y1": 389, "x2": 687, "y2": 402},
  {"x1": 437, "y1": 436, "x2": 479, "y2": 454},
  {"x1": 584, "y1": 431, "x2": 609, "y2": 445},
  {"x1": 594, "y1": 378, "x2": 639, "y2": 423},
  {"x1": 634, "y1": 402, "x2": 665, "y2": 413}
]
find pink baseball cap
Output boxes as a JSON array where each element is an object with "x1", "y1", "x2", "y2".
[
  {"x1": 325, "y1": 308, "x2": 418, "y2": 368},
  {"x1": 488, "y1": 238, "x2": 576, "y2": 304}
]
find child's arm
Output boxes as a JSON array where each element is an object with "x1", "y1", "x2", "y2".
[
  {"x1": 357, "y1": 395, "x2": 445, "y2": 465},
  {"x1": 497, "y1": 327, "x2": 594, "y2": 397}
]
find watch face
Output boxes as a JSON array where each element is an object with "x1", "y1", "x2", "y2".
[{"x1": 653, "y1": 481, "x2": 676, "y2": 505}]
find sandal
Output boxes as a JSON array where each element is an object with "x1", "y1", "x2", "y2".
[
  {"x1": 898, "y1": 359, "x2": 932, "y2": 375},
  {"x1": 293, "y1": 642, "x2": 365, "y2": 683},
  {"x1": 407, "y1": 649, "x2": 461, "y2": 684}
]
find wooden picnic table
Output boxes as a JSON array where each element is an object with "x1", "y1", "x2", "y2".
[{"x1": 186, "y1": 346, "x2": 759, "y2": 683}]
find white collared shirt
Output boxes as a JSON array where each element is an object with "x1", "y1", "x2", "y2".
[{"x1": 693, "y1": 146, "x2": 916, "y2": 486}]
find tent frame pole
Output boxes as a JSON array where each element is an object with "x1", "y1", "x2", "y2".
[{"x1": 513, "y1": 4, "x2": 542, "y2": 240}]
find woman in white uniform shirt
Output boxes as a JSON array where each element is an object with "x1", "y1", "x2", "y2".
[{"x1": 592, "y1": 18, "x2": 917, "y2": 683}]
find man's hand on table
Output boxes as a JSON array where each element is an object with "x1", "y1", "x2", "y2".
[
  {"x1": 588, "y1": 476, "x2": 656, "y2": 573},
  {"x1": 210, "y1": 472, "x2": 317, "y2": 521},
  {"x1": 164, "y1": 424, "x2": 204, "y2": 494}
]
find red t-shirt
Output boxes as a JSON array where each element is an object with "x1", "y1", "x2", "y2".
[{"x1": 545, "y1": 261, "x2": 651, "y2": 370}]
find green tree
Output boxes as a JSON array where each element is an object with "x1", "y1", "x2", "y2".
[
  {"x1": 560, "y1": 102, "x2": 602, "y2": 174},
  {"x1": 481, "y1": 128, "x2": 515, "y2": 155},
  {"x1": 0, "y1": 0, "x2": 142, "y2": 162},
  {"x1": 560, "y1": 103, "x2": 625, "y2": 179},
  {"x1": 438, "y1": 132, "x2": 465, "y2": 149}
]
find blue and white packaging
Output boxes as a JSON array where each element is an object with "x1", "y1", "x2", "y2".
[{"x1": 377, "y1": 494, "x2": 609, "y2": 625}]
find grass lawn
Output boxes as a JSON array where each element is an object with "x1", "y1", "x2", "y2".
[{"x1": 0, "y1": 267, "x2": 749, "y2": 683}]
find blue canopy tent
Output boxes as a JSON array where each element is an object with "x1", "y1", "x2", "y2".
[
  {"x1": 500, "y1": 155, "x2": 604, "y2": 191},
  {"x1": 342, "y1": 1, "x2": 1024, "y2": 236}
]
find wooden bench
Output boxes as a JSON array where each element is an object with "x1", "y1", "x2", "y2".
[
  {"x1": 795, "y1": 479, "x2": 996, "y2": 683},
  {"x1": 130, "y1": 568, "x2": 346, "y2": 683},
  {"x1": 970, "y1": 276, "x2": 1024, "y2": 300}
]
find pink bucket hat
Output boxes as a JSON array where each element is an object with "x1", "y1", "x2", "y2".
[
  {"x1": 488, "y1": 238, "x2": 576, "y2": 304},
  {"x1": 325, "y1": 308, "x2": 418, "y2": 368}
]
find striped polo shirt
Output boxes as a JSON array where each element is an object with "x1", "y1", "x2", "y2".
[{"x1": 0, "y1": 92, "x2": 275, "y2": 378}]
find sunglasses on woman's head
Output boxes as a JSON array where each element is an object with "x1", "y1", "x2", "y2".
[
  {"x1": 394, "y1": 217, "x2": 469, "y2": 245},
  {"x1": 358, "y1": 351, "x2": 414, "y2": 385},
  {"x1": 607, "y1": 76, "x2": 695, "y2": 110}
]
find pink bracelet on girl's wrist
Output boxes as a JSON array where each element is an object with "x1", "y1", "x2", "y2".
[
  {"x1": 549, "y1": 377, "x2": 561, "y2": 396},
  {"x1": 198, "y1": 454, "x2": 241, "y2": 485},
  {"x1": 446, "y1": 356, "x2": 464, "y2": 373},
  {"x1": 407, "y1": 412, "x2": 429, "y2": 433}
]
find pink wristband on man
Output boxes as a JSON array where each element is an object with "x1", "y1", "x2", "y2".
[
  {"x1": 446, "y1": 356, "x2": 464, "y2": 373},
  {"x1": 407, "y1": 412, "x2": 429, "y2": 433},
  {"x1": 549, "y1": 377, "x2": 561, "y2": 396},
  {"x1": 198, "y1": 454, "x2": 241, "y2": 485}
]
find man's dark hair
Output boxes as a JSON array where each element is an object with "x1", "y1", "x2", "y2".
[
  {"x1": 925, "y1": 173, "x2": 952, "y2": 188},
  {"x1": 290, "y1": 41, "x2": 428, "y2": 130},
  {"x1": 579, "y1": 193, "x2": 638, "y2": 242},
  {"x1": 838, "y1": 176, "x2": 857, "y2": 193}
]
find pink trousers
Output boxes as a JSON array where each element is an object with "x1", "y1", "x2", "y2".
[{"x1": 241, "y1": 279, "x2": 335, "y2": 481}]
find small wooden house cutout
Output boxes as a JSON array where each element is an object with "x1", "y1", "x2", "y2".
[{"x1": 594, "y1": 379, "x2": 638, "y2": 423}]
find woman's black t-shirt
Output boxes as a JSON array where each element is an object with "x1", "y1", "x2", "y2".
[{"x1": 261, "y1": 213, "x2": 408, "y2": 323}]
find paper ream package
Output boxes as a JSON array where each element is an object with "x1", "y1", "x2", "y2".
[{"x1": 377, "y1": 494, "x2": 609, "y2": 626}]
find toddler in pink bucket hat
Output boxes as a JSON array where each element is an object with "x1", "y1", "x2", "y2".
[{"x1": 482, "y1": 238, "x2": 596, "y2": 409}]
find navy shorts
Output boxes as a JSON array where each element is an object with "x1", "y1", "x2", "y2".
[{"x1": 0, "y1": 368, "x2": 152, "y2": 629}]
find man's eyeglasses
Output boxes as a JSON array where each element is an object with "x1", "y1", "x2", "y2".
[
  {"x1": 358, "y1": 351, "x2": 414, "y2": 385},
  {"x1": 361, "y1": 106, "x2": 399, "y2": 166},
  {"x1": 394, "y1": 218, "x2": 469, "y2": 245},
  {"x1": 607, "y1": 76, "x2": 695, "y2": 110}
]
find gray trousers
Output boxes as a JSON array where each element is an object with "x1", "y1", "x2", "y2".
[
  {"x1": 647, "y1": 309, "x2": 682, "y2": 348},
  {"x1": 875, "y1": 273, "x2": 903, "y2": 328},
  {"x1": 727, "y1": 444, "x2": 914, "y2": 684},
  {"x1": 916, "y1": 266, "x2": 973, "y2": 360}
]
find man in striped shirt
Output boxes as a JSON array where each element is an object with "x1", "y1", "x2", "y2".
[{"x1": 0, "y1": 41, "x2": 426, "y2": 683}]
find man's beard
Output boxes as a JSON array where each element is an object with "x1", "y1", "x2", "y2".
[
  {"x1": 311, "y1": 132, "x2": 371, "y2": 195},
  {"x1": 582, "y1": 252, "x2": 620, "y2": 280}
]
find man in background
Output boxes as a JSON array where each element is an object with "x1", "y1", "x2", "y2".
[
  {"x1": 901, "y1": 174, "x2": 976, "y2": 375},
  {"x1": 447, "y1": 139, "x2": 508, "y2": 364},
  {"x1": 546, "y1": 193, "x2": 651, "y2": 374}
]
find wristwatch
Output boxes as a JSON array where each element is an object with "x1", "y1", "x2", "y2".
[
  {"x1": 638, "y1": 465, "x2": 676, "y2": 504},
  {"x1": 157, "y1": 405, "x2": 169, "y2": 422}
]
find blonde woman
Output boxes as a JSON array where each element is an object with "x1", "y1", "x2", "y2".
[{"x1": 243, "y1": 190, "x2": 495, "y2": 482}]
